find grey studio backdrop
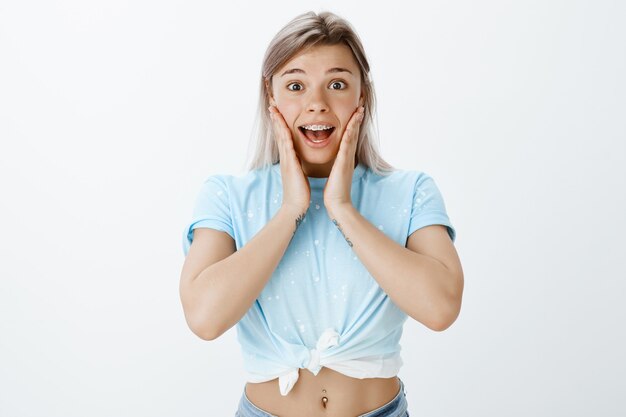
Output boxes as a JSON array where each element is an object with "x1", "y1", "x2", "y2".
[{"x1": 1, "y1": 1, "x2": 624, "y2": 416}]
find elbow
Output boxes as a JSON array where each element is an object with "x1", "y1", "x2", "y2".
[
  {"x1": 199, "y1": 332, "x2": 220, "y2": 342},
  {"x1": 180, "y1": 290, "x2": 226, "y2": 341},
  {"x1": 431, "y1": 273, "x2": 463, "y2": 331},
  {"x1": 429, "y1": 316, "x2": 456, "y2": 332},
  {"x1": 192, "y1": 324, "x2": 222, "y2": 341},
  {"x1": 190, "y1": 321, "x2": 224, "y2": 341},
  {"x1": 429, "y1": 295, "x2": 463, "y2": 332},
  {"x1": 184, "y1": 310, "x2": 225, "y2": 341},
  {"x1": 428, "y1": 312, "x2": 457, "y2": 332}
]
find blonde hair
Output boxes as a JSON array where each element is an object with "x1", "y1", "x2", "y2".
[{"x1": 246, "y1": 10, "x2": 394, "y2": 175}]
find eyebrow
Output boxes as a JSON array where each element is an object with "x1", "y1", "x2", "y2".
[{"x1": 280, "y1": 67, "x2": 353, "y2": 77}]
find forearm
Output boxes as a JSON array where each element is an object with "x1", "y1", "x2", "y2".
[
  {"x1": 190, "y1": 206, "x2": 305, "y2": 339},
  {"x1": 329, "y1": 204, "x2": 459, "y2": 330}
]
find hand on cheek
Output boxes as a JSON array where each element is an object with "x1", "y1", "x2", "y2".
[
  {"x1": 323, "y1": 105, "x2": 365, "y2": 216},
  {"x1": 268, "y1": 105, "x2": 311, "y2": 215}
]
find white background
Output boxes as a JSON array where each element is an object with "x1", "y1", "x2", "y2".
[{"x1": 1, "y1": 1, "x2": 625, "y2": 416}]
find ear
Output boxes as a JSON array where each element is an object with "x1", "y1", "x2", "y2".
[
  {"x1": 265, "y1": 78, "x2": 277, "y2": 107},
  {"x1": 358, "y1": 95, "x2": 364, "y2": 107}
]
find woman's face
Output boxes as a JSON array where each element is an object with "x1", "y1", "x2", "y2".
[{"x1": 269, "y1": 43, "x2": 364, "y2": 177}]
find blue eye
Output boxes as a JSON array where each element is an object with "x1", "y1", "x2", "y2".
[{"x1": 287, "y1": 82, "x2": 302, "y2": 91}]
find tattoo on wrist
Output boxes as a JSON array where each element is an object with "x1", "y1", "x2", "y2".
[
  {"x1": 294, "y1": 212, "x2": 306, "y2": 235},
  {"x1": 332, "y1": 219, "x2": 353, "y2": 247}
]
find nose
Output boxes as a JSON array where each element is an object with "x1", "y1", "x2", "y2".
[{"x1": 306, "y1": 87, "x2": 329, "y2": 113}]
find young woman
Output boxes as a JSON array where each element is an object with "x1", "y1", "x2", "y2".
[{"x1": 180, "y1": 10, "x2": 463, "y2": 417}]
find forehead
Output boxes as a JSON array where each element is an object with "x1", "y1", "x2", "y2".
[{"x1": 276, "y1": 43, "x2": 360, "y2": 77}]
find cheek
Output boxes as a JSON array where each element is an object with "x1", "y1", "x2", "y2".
[
  {"x1": 335, "y1": 97, "x2": 360, "y2": 124},
  {"x1": 276, "y1": 102, "x2": 300, "y2": 128},
  {"x1": 338, "y1": 109, "x2": 357, "y2": 130}
]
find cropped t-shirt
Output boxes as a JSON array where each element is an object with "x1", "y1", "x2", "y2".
[{"x1": 182, "y1": 163, "x2": 456, "y2": 396}]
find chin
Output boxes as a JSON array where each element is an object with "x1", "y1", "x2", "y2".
[
  {"x1": 300, "y1": 153, "x2": 335, "y2": 163},
  {"x1": 298, "y1": 151, "x2": 338, "y2": 166},
  {"x1": 296, "y1": 140, "x2": 340, "y2": 158}
]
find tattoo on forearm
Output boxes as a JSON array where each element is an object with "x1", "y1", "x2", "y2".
[
  {"x1": 294, "y1": 212, "x2": 306, "y2": 235},
  {"x1": 332, "y1": 219, "x2": 353, "y2": 247}
]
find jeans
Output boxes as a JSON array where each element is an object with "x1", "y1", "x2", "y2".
[{"x1": 235, "y1": 378, "x2": 409, "y2": 417}]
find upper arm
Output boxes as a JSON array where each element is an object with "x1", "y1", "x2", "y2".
[
  {"x1": 182, "y1": 176, "x2": 234, "y2": 257},
  {"x1": 406, "y1": 171, "x2": 460, "y2": 277},
  {"x1": 179, "y1": 228, "x2": 236, "y2": 305},
  {"x1": 180, "y1": 175, "x2": 236, "y2": 285},
  {"x1": 407, "y1": 172, "x2": 456, "y2": 243},
  {"x1": 406, "y1": 224, "x2": 464, "y2": 295}
]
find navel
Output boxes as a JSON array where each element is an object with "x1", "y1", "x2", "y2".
[{"x1": 321, "y1": 388, "x2": 328, "y2": 409}]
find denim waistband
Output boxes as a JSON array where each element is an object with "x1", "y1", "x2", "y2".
[{"x1": 236, "y1": 378, "x2": 408, "y2": 417}]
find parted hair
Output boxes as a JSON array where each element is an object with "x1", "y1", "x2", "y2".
[{"x1": 246, "y1": 10, "x2": 394, "y2": 175}]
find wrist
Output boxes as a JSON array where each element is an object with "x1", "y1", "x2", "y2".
[
  {"x1": 325, "y1": 202, "x2": 355, "y2": 220},
  {"x1": 279, "y1": 204, "x2": 308, "y2": 219}
]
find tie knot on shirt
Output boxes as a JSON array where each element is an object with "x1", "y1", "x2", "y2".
[{"x1": 306, "y1": 328, "x2": 340, "y2": 374}]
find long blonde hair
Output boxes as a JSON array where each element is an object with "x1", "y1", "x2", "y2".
[{"x1": 246, "y1": 10, "x2": 394, "y2": 175}]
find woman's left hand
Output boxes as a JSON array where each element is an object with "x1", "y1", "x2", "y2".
[{"x1": 323, "y1": 105, "x2": 365, "y2": 217}]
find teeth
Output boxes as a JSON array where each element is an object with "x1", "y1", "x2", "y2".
[{"x1": 302, "y1": 124, "x2": 333, "y2": 131}]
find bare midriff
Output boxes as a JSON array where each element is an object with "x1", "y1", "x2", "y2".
[{"x1": 244, "y1": 367, "x2": 401, "y2": 417}]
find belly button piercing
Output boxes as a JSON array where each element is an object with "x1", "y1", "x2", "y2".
[{"x1": 322, "y1": 389, "x2": 328, "y2": 408}]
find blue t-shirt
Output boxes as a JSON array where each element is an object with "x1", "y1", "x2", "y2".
[{"x1": 182, "y1": 162, "x2": 456, "y2": 392}]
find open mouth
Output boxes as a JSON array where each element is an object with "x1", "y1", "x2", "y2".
[{"x1": 298, "y1": 126, "x2": 336, "y2": 143}]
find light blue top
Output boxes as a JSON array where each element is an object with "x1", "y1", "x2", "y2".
[{"x1": 182, "y1": 162, "x2": 456, "y2": 393}]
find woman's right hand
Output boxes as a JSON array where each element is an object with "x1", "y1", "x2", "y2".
[{"x1": 268, "y1": 105, "x2": 311, "y2": 215}]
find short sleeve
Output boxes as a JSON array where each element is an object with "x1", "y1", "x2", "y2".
[
  {"x1": 407, "y1": 173, "x2": 457, "y2": 243},
  {"x1": 182, "y1": 176, "x2": 234, "y2": 256}
]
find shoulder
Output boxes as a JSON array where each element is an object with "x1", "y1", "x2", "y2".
[
  {"x1": 361, "y1": 165, "x2": 433, "y2": 190},
  {"x1": 200, "y1": 164, "x2": 277, "y2": 194}
]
